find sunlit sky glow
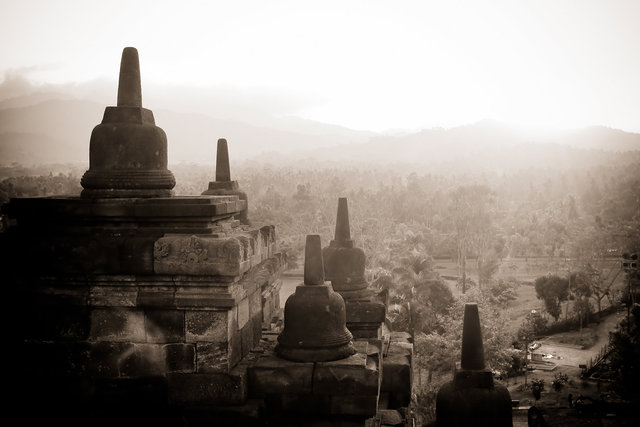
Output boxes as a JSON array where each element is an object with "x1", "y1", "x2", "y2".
[{"x1": 1, "y1": 0, "x2": 639, "y2": 132}]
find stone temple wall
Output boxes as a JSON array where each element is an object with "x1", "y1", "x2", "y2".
[
  {"x1": 2, "y1": 195, "x2": 285, "y2": 424},
  {"x1": 2, "y1": 47, "x2": 412, "y2": 426}
]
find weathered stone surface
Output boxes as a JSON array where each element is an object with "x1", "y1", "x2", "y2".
[
  {"x1": 381, "y1": 353, "x2": 411, "y2": 395},
  {"x1": 117, "y1": 46, "x2": 142, "y2": 107},
  {"x1": 237, "y1": 297, "x2": 250, "y2": 329},
  {"x1": 86, "y1": 341, "x2": 134, "y2": 377},
  {"x1": 249, "y1": 287, "x2": 262, "y2": 319},
  {"x1": 345, "y1": 299, "x2": 386, "y2": 324},
  {"x1": 249, "y1": 351, "x2": 314, "y2": 396},
  {"x1": 174, "y1": 287, "x2": 237, "y2": 309},
  {"x1": 378, "y1": 409, "x2": 404, "y2": 425},
  {"x1": 89, "y1": 308, "x2": 145, "y2": 342},
  {"x1": 303, "y1": 235, "x2": 324, "y2": 285},
  {"x1": 119, "y1": 343, "x2": 166, "y2": 378},
  {"x1": 240, "y1": 321, "x2": 253, "y2": 357},
  {"x1": 145, "y1": 310, "x2": 184, "y2": 343},
  {"x1": 268, "y1": 394, "x2": 332, "y2": 416},
  {"x1": 22, "y1": 305, "x2": 90, "y2": 341},
  {"x1": 197, "y1": 342, "x2": 231, "y2": 373},
  {"x1": 330, "y1": 394, "x2": 378, "y2": 417},
  {"x1": 89, "y1": 285, "x2": 138, "y2": 307},
  {"x1": 154, "y1": 234, "x2": 251, "y2": 276},
  {"x1": 167, "y1": 370, "x2": 248, "y2": 405},
  {"x1": 164, "y1": 343, "x2": 195, "y2": 373},
  {"x1": 120, "y1": 237, "x2": 155, "y2": 274},
  {"x1": 314, "y1": 352, "x2": 379, "y2": 396},
  {"x1": 137, "y1": 286, "x2": 175, "y2": 307},
  {"x1": 185, "y1": 310, "x2": 230, "y2": 343}
]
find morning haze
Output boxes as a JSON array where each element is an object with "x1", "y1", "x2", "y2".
[{"x1": 1, "y1": 2, "x2": 640, "y2": 426}]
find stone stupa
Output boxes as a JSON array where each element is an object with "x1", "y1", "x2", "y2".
[
  {"x1": 276, "y1": 234, "x2": 356, "y2": 362},
  {"x1": 201, "y1": 138, "x2": 248, "y2": 223},
  {"x1": 436, "y1": 303, "x2": 513, "y2": 426},
  {"x1": 81, "y1": 47, "x2": 175, "y2": 198}
]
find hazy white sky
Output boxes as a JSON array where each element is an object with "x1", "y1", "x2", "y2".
[{"x1": 1, "y1": 0, "x2": 639, "y2": 132}]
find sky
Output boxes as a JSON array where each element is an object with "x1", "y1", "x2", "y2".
[{"x1": 1, "y1": 0, "x2": 639, "y2": 133}]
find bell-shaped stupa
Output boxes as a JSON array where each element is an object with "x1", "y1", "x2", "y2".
[
  {"x1": 81, "y1": 47, "x2": 175, "y2": 197},
  {"x1": 436, "y1": 303, "x2": 513, "y2": 426},
  {"x1": 322, "y1": 198, "x2": 368, "y2": 296},
  {"x1": 275, "y1": 234, "x2": 356, "y2": 362},
  {"x1": 201, "y1": 138, "x2": 248, "y2": 223}
]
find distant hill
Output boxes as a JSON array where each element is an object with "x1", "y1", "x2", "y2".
[
  {"x1": 0, "y1": 94, "x2": 638, "y2": 169},
  {"x1": 264, "y1": 120, "x2": 640, "y2": 172},
  {"x1": 0, "y1": 97, "x2": 374, "y2": 165}
]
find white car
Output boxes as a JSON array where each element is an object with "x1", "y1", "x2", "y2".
[{"x1": 529, "y1": 342, "x2": 541, "y2": 351}]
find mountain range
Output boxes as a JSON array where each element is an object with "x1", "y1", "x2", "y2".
[{"x1": 1, "y1": 89, "x2": 639, "y2": 171}]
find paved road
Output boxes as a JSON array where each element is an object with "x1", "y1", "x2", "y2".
[{"x1": 535, "y1": 311, "x2": 625, "y2": 367}]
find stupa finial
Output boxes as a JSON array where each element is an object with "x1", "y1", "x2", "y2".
[
  {"x1": 215, "y1": 138, "x2": 231, "y2": 182},
  {"x1": 304, "y1": 234, "x2": 324, "y2": 285},
  {"x1": 461, "y1": 303, "x2": 485, "y2": 370},
  {"x1": 117, "y1": 47, "x2": 142, "y2": 107},
  {"x1": 335, "y1": 197, "x2": 351, "y2": 241}
]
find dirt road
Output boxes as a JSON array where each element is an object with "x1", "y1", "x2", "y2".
[{"x1": 535, "y1": 311, "x2": 625, "y2": 367}]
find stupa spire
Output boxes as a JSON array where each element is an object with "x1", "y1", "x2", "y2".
[
  {"x1": 117, "y1": 47, "x2": 142, "y2": 108},
  {"x1": 303, "y1": 234, "x2": 324, "y2": 285},
  {"x1": 215, "y1": 138, "x2": 231, "y2": 182},
  {"x1": 334, "y1": 197, "x2": 351, "y2": 242},
  {"x1": 461, "y1": 303, "x2": 485, "y2": 370}
]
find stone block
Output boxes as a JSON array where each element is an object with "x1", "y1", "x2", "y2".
[
  {"x1": 240, "y1": 320, "x2": 253, "y2": 357},
  {"x1": 345, "y1": 299, "x2": 386, "y2": 324},
  {"x1": 348, "y1": 323, "x2": 382, "y2": 340},
  {"x1": 261, "y1": 292, "x2": 273, "y2": 324},
  {"x1": 174, "y1": 287, "x2": 238, "y2": 309},
  {"x1": 330, "y1": 394, "x2": 378, "y2": 417},
  {"x1": 251, "y1": 312, "x2": 262, "y2": 348},
  {"x1": 381, "y1": 353, "x2": 411, "y2": 396},
  {"x1": 153, "y1": 234, "x2": 251, "y2": 276},
  {"x1": 185, "y1": 310, "x2": 229, "y2": 343},
  {"x1": 229, "y1": 329, "x2": 242, "y2": 368},
  {"x1": 249, "y1": 288, "x2": 262, "y2": 319},
  {"x1": 167, "y1": 370, "x2": 247, "y2": 406},
  {"x1": 145, "y1": 310, "x2": 184, "y2": 343},
  {"x1": 248, "y1": 351, "x2": 314, "y2": 396},
  {"x1": 89, "y1": 285, "x2": 138, "y2": 307},
  {"x1": 237, "y1": 297, "x2": 250, "y2": 329},
  {"x1": 119, "y1": 343, "x2": 166, "y2": 378},
  {"x1": 313, "y1": 352, "x2": 379, "y2": 396},
  {"x1": 86, "y1": 341, "x2": 134, "y2": 378},
  {"x1": 197, "y1": 342, "x2": 231, "y2": 373},
  {"x1": 268, "y1": 394, "x2": 331, "y2": 416},
  {"x1": 120, "y1": 237, "x2": 155, "y2": 274},
  {"x1": 89, "y1": 308, "x2": 145, "y2": 342},
  {"x1": 21, "y1": 341, "x2": 92, "y2": 378},
  {"x1": 164, "y1": 343, "x2": 195, "y2": 373},
  {"x1": 137, "y1": 286, "x2": 175, "y2": 307},
  {"x1": 22, "y1": 305, "x2": 90, "y2": 341},
  {"x1": 390, "y1": 331, "x2": 412, "y2": 343}
]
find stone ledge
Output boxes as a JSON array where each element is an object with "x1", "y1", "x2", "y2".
[
  {"x1": 249, "y1": 350, "x2": 314, "y2": 396},
  {"x1": 167, "y1": 368, "x2": 248, "y2": 406}
]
